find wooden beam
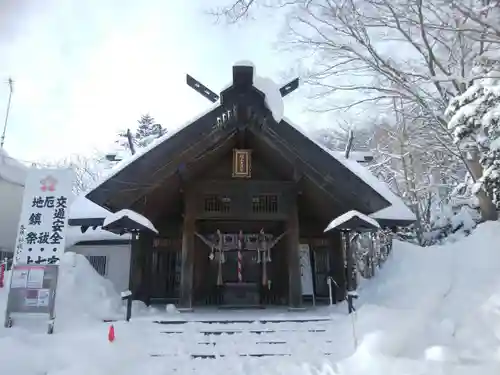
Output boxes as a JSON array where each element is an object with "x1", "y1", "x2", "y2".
[
  {"x1": 279, "y1": 77, "x2": 299, "y2": 97},
  {"x1": 287, "y1": 195, "x2": 302, "y2": 308},
  {"x1": 186, "y1": 74, "x2": 219, "y2": 103},
  {"x1": 179, "y1": 189, "x2": 196, "y2": 310}
]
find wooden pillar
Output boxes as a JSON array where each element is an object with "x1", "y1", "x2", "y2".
[
  {"x1": 287, "y1": 197, "x2": 302, "y2": 309},
  {"x1": 343, "y1": 231, "x2": 356, "y2": 292},
  {"x1": 179, "y1": 190, "x2": 196, "y2": 310},
  {"x1": 128, "y1": 233, "x2": 140, "y2": 296},
  {"x1": 126, "y1": 232, "x2": 140, "y2": 321},
  {"x1": 139, "y1": 232, "x2": 154, "y2": 305},
  {"x1": 327, "y1": 231, "x2": 346, "y2": 303}
]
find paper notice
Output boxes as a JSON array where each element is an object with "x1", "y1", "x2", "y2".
[
  {"x1": 11, "y1": 269, "x2": 28, "y2": 289},
  {"x1": 37, "y1": 289, "x2": 50, "y2": 307},
  {"x1": 27, "y1": 267, "x2": 45, "y2": 289},
  {"x1": 25, "y1": 289, "x2": 38, "y2": 307}
]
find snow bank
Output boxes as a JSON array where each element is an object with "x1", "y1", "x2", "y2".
[
  {"x1": 55, "y1": 252, "x2": 123, "y2": 325},
  {"x1": 354, "y1": 221, "x2": 500, "y2": 363}
]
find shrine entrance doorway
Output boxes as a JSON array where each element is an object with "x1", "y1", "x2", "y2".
[{"x1": 194, "y1": 220, "x2": 289, "y2": 307}]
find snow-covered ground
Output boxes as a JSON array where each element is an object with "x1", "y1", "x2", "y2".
[{"x1": 2, "y1": 222, "x2": 500, "y2": 374}]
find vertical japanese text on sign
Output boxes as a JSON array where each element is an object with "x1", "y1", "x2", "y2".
[
  {"x1": 232, "y1": 149, "x2": 252, "y2": 178},
  {"x1": 13, "y1": 169, "x2": 73, "y2": 266}
]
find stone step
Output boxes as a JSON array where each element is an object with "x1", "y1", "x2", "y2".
[
  {"x1": 152, "y1": 317, "x2": 331, "y2": 325},
  {"x1": 161, "y1": 328, "x2": 327, "y2": 335},
  {"x1": 196, "y1": 340, "x2": 333, "y2": 346},
  {"x1": 150, "y1": 353, "x2": 334, "y2": 359}
]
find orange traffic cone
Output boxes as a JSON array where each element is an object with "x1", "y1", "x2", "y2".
[{"x1": 108, "y1": 324, "x2": 115, "y2": 342}]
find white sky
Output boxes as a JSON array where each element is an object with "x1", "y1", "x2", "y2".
[{"x1": 1, "y1": 0, "x2": 328, "y2": 163}]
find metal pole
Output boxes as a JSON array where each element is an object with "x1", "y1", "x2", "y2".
[{"x1": 1, "y1": 78, "x2": 14, "y2": 150}]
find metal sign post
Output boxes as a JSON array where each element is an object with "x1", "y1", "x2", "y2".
[{"x1": 4, "y1": 264, "x2": 59, "y2": 333}]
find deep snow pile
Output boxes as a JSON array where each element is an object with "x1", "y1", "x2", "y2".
[
  {"x1": 55, "y1": 252, "x2": 123, "y2": 324},
  {"x1": 355, "y1": 221, "x2": 500, "y2": 364}
]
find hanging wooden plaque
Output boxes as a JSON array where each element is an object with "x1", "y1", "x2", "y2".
[{"x1": 232, "y1": 149, "x2": 252, "y2": 178}]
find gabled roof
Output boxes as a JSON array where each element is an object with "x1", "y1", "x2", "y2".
[
  {"x1": 85, "y1": 63, "x2": 415, "y2": 227},
  {"x1": 324, "y1": 210, "x2": 380, "y2": 232}
]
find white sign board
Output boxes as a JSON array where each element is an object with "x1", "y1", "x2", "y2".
[
  {"x1": 13, "y1": 168, "x2": 73, "y2": 266},
  {"x1": 299, "y1": 244, "x2": 314, "y2": 296}
]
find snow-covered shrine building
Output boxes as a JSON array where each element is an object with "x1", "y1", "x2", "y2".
[{"x1": 70, "y1": 62, "x2": 415, "y2": 309}]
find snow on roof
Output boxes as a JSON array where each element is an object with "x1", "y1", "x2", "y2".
[
  {"x1": 284, "y1": 117, "x2": 416, "y2": 222},
  {"x1": 0, "y1": 149, "x2": 27, "y2": 186},
  {"x1": 234, "y1": 60, "x2": 255, "y2": 67},
  {"x1": 103, "y1": 209, "x2": 158, "y2": 234},
  {"x1": 253, "y1": 76, "x2": 284, "y2": 123},
  {"x1": 324, "y1": 210, "x2": 380, "y2": 232},
  {"x1": 234, "y1": 60, "x2": 284, "y2": 123},
  {"x1": 328, "y1": 150, "x2": 415, "y2": 221},
  {"x1": 346, "y1": 151, "x2": 374, "y2": 163},
  {"x1": 66, "y1": 195, "x2": 132, "y2": 246},
  {"x1": 69, "y1": 195, "x2": 111, "y2": 219},
  {"x1": 65, "y1": 226, "x2": 130, "y2": 248},
  {"x1": 66, "y1": 196, "x2": 135, "y2": 247}
]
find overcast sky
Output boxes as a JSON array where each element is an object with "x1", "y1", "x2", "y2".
[{"x1": 0, "y1": 0, "x2": 330, "y2": 163}]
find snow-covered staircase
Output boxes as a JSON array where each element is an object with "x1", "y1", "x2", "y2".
[{"x1": 146, "y1": 317, "x2": 348, "y2": 359}]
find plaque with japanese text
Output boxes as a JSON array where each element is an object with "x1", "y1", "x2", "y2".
[{"x1": 232, "y1": 149, "x2": 252, "y2": 178}]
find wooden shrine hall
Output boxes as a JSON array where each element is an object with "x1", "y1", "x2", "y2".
[{"x1": 83, "y1": 62, "x2": 414, "y2": 310}]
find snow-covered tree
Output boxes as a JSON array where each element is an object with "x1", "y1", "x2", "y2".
[
  {"x1": 44, "y1": 153, "x2": 106, "y2": 194},
  {"x1": 118, "y1": 114, "x2": 167, "y2": 152},
  {"x1": 446, "y1": 52, "x2": 500, "y2": 209},
  {"x1": 134, "y1": 114, "x2": 167, "y2": 148}
]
